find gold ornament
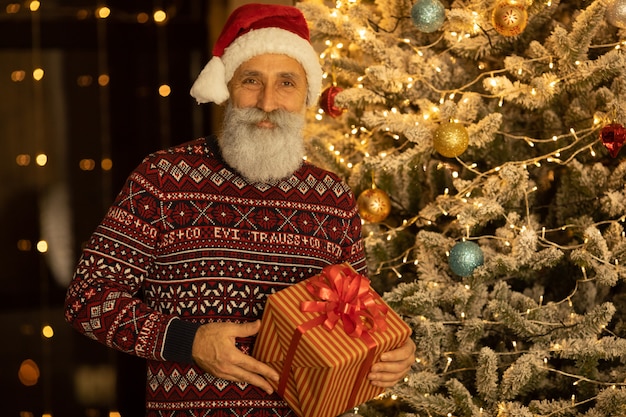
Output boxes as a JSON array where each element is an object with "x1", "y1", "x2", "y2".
[
  {"x1": 433, "y1": 122, "x2": 469, "y2": 158},
  {"x1": 607, "y1": 0, "x2": 626, "y2": 29},
  {"x1": 357, "y1": 187, "x2": 391, "y2": 223},
  {"x1": 491, "y1": 0, "x2": 528, "y2": 37}
]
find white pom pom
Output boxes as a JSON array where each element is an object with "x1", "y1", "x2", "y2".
[{"x1": 190, "y1": 57, "x2": 230, "y2": 105}]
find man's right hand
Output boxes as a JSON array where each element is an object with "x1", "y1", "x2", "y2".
[{"x1": 191, "y1": 320, "x2": 280, "y2": 394}]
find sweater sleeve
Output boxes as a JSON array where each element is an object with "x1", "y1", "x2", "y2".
[{"x1": 64, "y1": 163, "x2": 199, "y2": 362}]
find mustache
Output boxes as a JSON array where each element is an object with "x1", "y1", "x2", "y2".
[{"x1": 233, "y1": 107, "x2": 293, "y2": 126}]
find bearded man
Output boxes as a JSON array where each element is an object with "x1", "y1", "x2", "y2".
[{"x1": 64, "y1": 4, "x2": 415, "y2": 416}]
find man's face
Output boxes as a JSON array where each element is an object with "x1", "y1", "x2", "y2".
[
  {"x1": 229, "y1": 54, "x2": 308, "y2": 116},
  {"x1": 218, "y1": 54, "x2": 309, "y2": 184}
]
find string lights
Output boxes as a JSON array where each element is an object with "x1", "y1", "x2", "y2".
[
  {"x1": 301, "y1": 0, "x2": 626, "y2": 414},
  {"x1": 311, "y1": 0, "x2": 626, "y2": 275}
]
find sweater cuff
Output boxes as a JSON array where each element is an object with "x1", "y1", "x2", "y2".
[{"x1": 163, "y1": 318, "x2": 202, "y2": 363}]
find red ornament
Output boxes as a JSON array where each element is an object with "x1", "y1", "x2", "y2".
[
  {"x1": 600, "y1": 123, "x2": 626, "y2": 158},
  {"x1": 319, "y1": 86, "x2": 344, "y2": 118}
]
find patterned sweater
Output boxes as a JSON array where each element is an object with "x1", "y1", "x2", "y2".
[{"x1": 64, "y1": 136, "x2": 367, "y2": 416}]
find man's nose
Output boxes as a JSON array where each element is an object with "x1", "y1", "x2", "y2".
[{"x1": 257, "y1": 87, "x2": 279, "y2": 113}]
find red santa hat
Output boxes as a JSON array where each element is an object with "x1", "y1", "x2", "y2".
[{"x1": 190, "y1": 3, "x2": 322, "y2": 107}]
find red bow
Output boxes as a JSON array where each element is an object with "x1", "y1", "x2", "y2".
[{"x1": 300, "y1": 264, "x2": 388, "y2": 338}]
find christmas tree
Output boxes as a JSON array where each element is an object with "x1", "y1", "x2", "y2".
[{"x1": 297, "y1": 0, "x2": 626, "y2": 416}]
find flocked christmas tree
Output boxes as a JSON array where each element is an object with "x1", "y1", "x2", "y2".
[{"x1": 297, "y1": 0, "x2": 626, "y2": 415}]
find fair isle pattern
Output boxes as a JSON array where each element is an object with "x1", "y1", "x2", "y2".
[{"x1": 65, "y1": 137, "x2": 367, "y2": 416}]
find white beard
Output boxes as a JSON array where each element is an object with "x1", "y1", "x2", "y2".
[{"x1": 218, "y1": 104, "x2": 306, "y2": 183}]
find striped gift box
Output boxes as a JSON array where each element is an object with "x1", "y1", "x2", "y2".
[{"x1": 253, "y1": 264, "x2": 411, "y2": 417}]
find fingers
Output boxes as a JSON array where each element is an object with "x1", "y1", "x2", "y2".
[
  {"x1": 368, "y1": 338, "x2": 416, "y2": 387},
  {"x1": 191, "y1": 321, "x2": 280, "y2": 394},
  {"x1": 237, "y1": 319, "x2": 263, "y2": 338},
  {"x1": 213, "y1": 349, "x2": 279, "y2": 394}
]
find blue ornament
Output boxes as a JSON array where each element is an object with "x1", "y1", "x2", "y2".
[
  {"x1": 410, "y1": 0, "x2": 446, "y2": 33},
  {"x1": 449, "y1": 241, "x2": 484, "y2": 277}
]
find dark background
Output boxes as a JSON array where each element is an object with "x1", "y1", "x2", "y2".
[{"x1": 1, "y1": 0, "x2": 217, "y2": 415}]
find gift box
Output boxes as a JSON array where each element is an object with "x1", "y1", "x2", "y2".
[{"x1": 253, "y1": 263, "x2": 411, "y2": 417}]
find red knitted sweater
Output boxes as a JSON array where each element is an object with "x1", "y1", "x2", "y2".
[{"x1": 64, "y1": 137, "x2": 367, "y2": 416}]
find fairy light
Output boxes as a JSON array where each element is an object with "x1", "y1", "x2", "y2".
[
  {"x1": 96, "y1": 6, "x2": 110, "y2": 18},
  {"x1": 35, "y1": 153, "x2": 48, "y2": 166},
  {"x1": 153, "y1": 9, "x2": 167, "y2": 23},
  {"x1": 158, "y1": 84, "x2": 171, "y2": 97},
  {"x1": 136, "y1": 12, "x2": 149, "y2": 23},
  {"x1": 30, "y1": 67, "x2": 45, "y2": 82},
  {"x1": 98, "y1": 74, "x2": 110, "y2": 86},
  {"x1": 42, "y1": 325, "x2": 54, "y2": 338},
  {"x1": 36, "y1": 240, "x2": 48, "y2": 253}
]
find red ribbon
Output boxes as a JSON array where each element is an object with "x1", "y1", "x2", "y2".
[{"x1": 300, "y1": 264, "x2": 388, "y2": 338}]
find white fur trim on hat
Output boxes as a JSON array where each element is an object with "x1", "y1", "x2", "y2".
[{"x1": 190, "y1": 27, "x2": 322, "y2": 107}]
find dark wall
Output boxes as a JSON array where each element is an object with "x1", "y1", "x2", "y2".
[{"x1": 1, "y1": 1, "x2": 214, "y2": 414}]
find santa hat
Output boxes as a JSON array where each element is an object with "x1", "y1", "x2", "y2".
[{"x1": 190, "y1": 3, "x2": 322, "y2": 107}]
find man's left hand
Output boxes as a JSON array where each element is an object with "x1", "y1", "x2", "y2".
[{"x1": 367, "y1": 337, "x2": 416, "y2": 388}]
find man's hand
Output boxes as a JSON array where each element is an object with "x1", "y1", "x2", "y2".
[
  {"x1": 368, "y1": 337, "x2": 416, "y2": 388},
  {"x1": 191, "y1": 320, "x2": 279, "y2": 394}
]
